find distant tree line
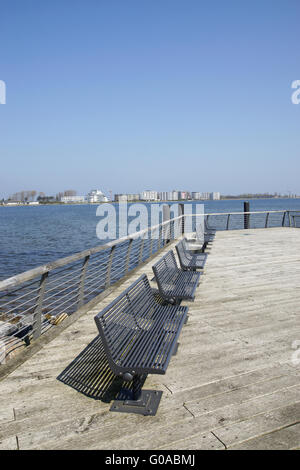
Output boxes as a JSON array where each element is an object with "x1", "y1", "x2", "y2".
[{"x1": 221, "y1": 193, "x2": 280, "y2": 199}]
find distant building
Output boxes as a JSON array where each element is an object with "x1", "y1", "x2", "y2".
[
  {"x1": 158, "y1": 192, "x2": 167, "y2": 201},
  {"x1": 158, "y1": 191, "x2": 179, "y2": 201},
  {"x1": 126, "y1": 194, "x2": 140, "y2": 202},
  {"x1": 140, "y1": 190, "x2": 158, "y2": 201},
  {"x1": 210, "y1": 192, "x2": 220, "y2": 200},
  {"x1": 114, "y1": 194, "x2": 140, "y2": 202},
  {"x1": 179, "y1": 191, "x2": 188, "y2": 200},
  {"x1": 192, "y1": 192, "x2": 201, "y2": 200},
  {"x1": 114, "y1": 194, "x2": 126, "y2": 202},
  {"x1": 114, "y1": 194, "x2": 128, "y2": 202},
  {"x1": 60, "y1": 196, "x2": 86, "y2": 203},
  {"x1": 87, "y1": 190, "x2": 108, "y2": 203}
]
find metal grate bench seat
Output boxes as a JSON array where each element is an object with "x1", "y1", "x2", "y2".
[
  {"x1": 176, "y1": 238, "x2": 207, "y2": 271},
  {"x1": 94, "y1": 274, "x2": 188, "y2": 415},
  {"x1": 152, "y1": 250, "x2": 201, "y2": 303}
]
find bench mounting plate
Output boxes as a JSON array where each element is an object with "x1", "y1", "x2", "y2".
[{"x1": 110, "y1": 389, "x2": 163, "y2": 416}]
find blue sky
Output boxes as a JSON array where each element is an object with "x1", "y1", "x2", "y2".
[{"x1": 0, "y1": 0, "x2": 299, "y2": 198}]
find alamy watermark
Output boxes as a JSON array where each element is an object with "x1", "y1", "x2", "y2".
[
  {"x1": 0, "y1": 80, "x2": 6, "y2": 104},
  {"x1": 291, "y1": 80, "x2": 300, "y2": 105},
  {"x1": 95, "y1": 202, "x2": 204, "y2": 240}
]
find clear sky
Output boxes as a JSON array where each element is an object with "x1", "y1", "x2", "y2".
[{"x1": 0, "y1": 0, "x2": 299, "y2": 198}]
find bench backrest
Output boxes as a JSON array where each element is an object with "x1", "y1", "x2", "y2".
[
  {"x1": 205, "y1": 218, "x2": 215, "y2": 231},
  {"x1": 176, "y1": 239, "x2": 189, "y2": 264},
  {"x1": 94, "y1": 274, "x2": 157, "y2": 374},
  {"x1": 152, "y1": 250, "x2": 180, "y2": 290}
]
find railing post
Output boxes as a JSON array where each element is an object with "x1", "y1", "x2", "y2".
[
  {"x1": 282, "y1": 211, "x2": 286, "y2": 227},
  {"x1": 32, "y1": 271, "x2": 48, "y2": 341},
  {"x1": 244, "y1": 201, "x2": 250, "y2": 229},
  {"x1": 125, "y1": 238, "x2": 133, "y2": 274},
  {"x1": 288, "y1": 211, "x2": 292, "y2": 227},
  {"x1": 105, "y1": 245, "x2": 116, "y2": 288},
  {"x1": 226, "y1": 214, "x2": 230, "y2": 230},
  {"x1": 265, "y1": 212, "x2": 269, "y2": 228},
  {"x1": 78, "y1": 255, "x2": 90, "y2": 308},
  {"x1": 138, "y1": 235, "x2": 145, "y2": 265}
]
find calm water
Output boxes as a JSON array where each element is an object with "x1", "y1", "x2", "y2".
[{"x1": 1, "y1": 199, "x2": 300, "y2": 280}]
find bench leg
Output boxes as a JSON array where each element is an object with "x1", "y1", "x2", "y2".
[
  {"x1": 132, "y1": 374, "x2": 142, "y2": 401},
  {"x1": 110, "y1": 374, "x2": 163, "y2": 416}
]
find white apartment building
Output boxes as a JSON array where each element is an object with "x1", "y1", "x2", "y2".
[
  {"x1": 159, "y1": 191, "x2": 179, "y2": 201},
  {"x1": 210, "y1": 192, "x2": 221, "y2": 200},
  {"x1": 200, "y1": 192, "x2": 210, "y2": 200},
  {"x1": 140, "y1": 190, "x2": 158, "y2": 201},
  {"x1": 87, "y1": 189, "x2": 108, "y2": 203}
]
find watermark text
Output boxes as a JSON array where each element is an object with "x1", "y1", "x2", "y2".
[
  {"x1": 0, "y1": 80, "x2": 6, "y2": 104},
  {"x1": 291, "y1": 80, "x2": 300, "y2": 105}
]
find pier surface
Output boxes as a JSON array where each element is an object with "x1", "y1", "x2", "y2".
[{"x1": 0, "y1": 227, "x2": 300, "y2": 450}]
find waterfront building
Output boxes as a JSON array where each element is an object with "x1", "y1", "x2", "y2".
[
  {"x1": 114, "y1": 194, "x2": 140, "y2": 202},
  {"x1": 171, "y1": 191, "x2": 179, "y2": 200},
  {"x1": 60, "y1": 196, "x2": 86, "y2": 203},
  {"x1": 158, "y1": 191, "x2": 168, "y2": 201},
  {"x1": 87, "y1": 189, "x2": 108, "y2": 203},
  {"x1": 114, "y1": 194, "x2": 128, "y2": 202},
  {"x1": 210, "y1": 192, "x2": 221, "y2": 200},
  {"x1": 140, "y1": 190, "x2": 158, "y2": 201},
  {"x1": 179, "y1": 191, "x2": 188, "y2": 200},
  {"x1": 126, "y1": 194, "x2": 140, "y2": 202},
  {"x1": 192, "y1": 192, "x2": 201, "y2": 200}
]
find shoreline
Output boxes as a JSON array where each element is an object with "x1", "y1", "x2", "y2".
[{"x1": 1, "y1": 197, "x2": 300, "y2": 208}]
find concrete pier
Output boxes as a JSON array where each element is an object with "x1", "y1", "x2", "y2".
[{"x1": 0, "y1": 227, "x2": 300, "y2": 450}]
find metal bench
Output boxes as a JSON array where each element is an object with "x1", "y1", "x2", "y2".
[
  {"x1": 197, "y1": 223, "x2": 215, "y2": 242},
  {"x1": 175, "y1": 238, "x2": 207, "y2": 271},
  {"x1": 185, "y1": 223, "x2": 214, "y2": 251},
  {"x1": 152, "y1": 250, "x2": 201, "y2": 304},
  {"x1": 205, "y1": 218, "x2": 217, "y2": 234},
  {"x1": 94, "y1": 274, "x2": 188, "y2": 416},
  {"x1": 194, "y1": 223, "x2": 215, "y2": 249}
]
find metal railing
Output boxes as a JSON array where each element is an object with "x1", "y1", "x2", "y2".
[
  {"x1": 0, "y1": 215, "x2": 183, "y2": 361},
  {"x1": 0, "y1": 208, "x2": 298, "y2": 362},
  {"x1": 203, "y1": 210, "x2": 298, "y2": 231}
]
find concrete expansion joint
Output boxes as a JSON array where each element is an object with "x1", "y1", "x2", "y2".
[
  {"x1": 183, "y1": 402, "x2": 195, "y2": 418},
  {"x1": 211, "y1": 431, "x2": 227, "y2": 449}
]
